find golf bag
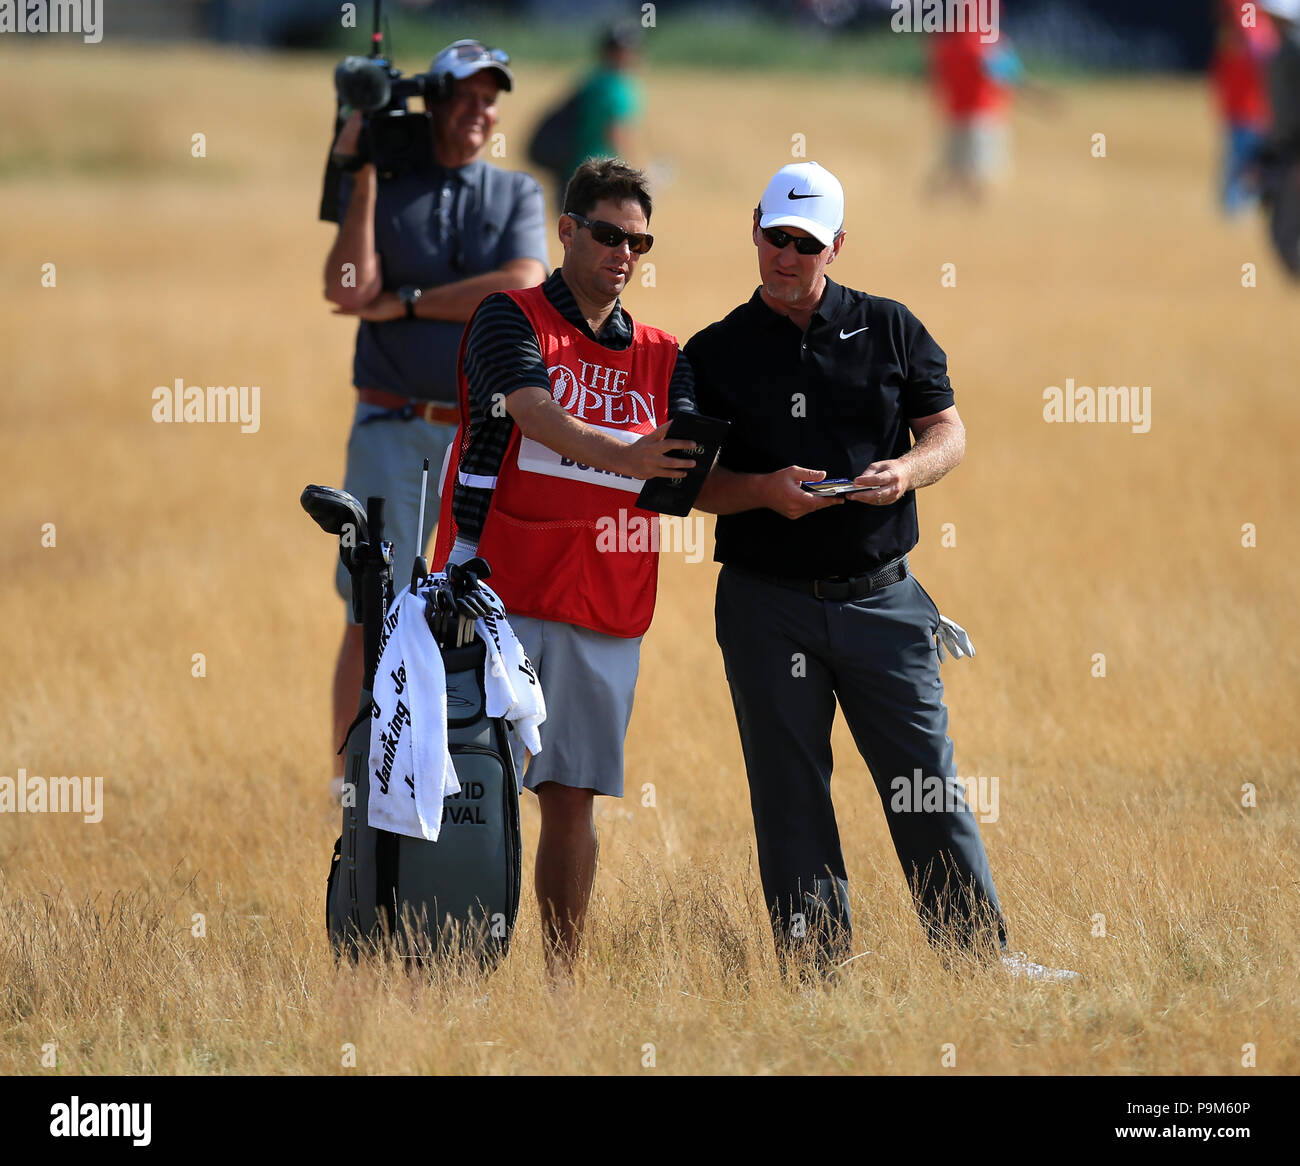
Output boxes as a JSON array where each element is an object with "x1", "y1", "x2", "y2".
[{"x1": 301, "y1": 485, "x2": 523, "y2": 967}]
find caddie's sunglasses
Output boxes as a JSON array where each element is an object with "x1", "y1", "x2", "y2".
[
  {"x1": 566, "y1": 211, "x2": 654, "y2": 255},
  {"x1": 761, "y1": 226, "x2": 828, "y2": 255}
]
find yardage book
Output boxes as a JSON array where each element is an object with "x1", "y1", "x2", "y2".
[{"x1": 635, "y1": 411, "x2": 731, "y2": 517}]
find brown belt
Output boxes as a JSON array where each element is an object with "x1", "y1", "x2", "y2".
[{"x1": 358, "y1": 388, "x2": 459, "y2": 427}]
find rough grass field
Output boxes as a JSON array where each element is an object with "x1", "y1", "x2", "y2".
[{"x1": 1, "y1": 43, "x2": 1297, "y2": 1076}]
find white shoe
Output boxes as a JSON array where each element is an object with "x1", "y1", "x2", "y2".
[{"x1": 1001, "y1": 951, "x2": 1080, "y2": 982}]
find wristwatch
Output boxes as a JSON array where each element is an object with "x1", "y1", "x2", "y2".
[{"x1": 397, "y1": 285, "x2": 423, "y2": 320}]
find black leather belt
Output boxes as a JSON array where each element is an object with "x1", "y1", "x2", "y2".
[{"x1": 736, "y1": 556, "x2": 909, "y2": 601}]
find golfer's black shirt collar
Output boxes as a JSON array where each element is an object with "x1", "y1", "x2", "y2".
[
  {"x1": 747, "y1": 276, "x2": 846, "y2": 330},
  {"x1": 543, "y1": 267, "x2": 633, "y2": 349},
  {"x1": 813, "y1": 277, "x2": 845, "y2": 322}
]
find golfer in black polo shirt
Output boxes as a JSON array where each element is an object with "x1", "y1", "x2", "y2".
[{"x1": 690, "y1": 162, "x2": 1077, "y2": 981}]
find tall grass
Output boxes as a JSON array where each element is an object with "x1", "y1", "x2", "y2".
[{"x1": 0, "y1": 44, "x2": 1296, "y2": 1074}]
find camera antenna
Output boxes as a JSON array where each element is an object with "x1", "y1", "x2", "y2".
[{"x1": 373, "y1": 0, "x2": 397, "y2": 65}]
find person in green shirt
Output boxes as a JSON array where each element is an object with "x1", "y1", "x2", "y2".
[{"x1": 563, "y1": 25, "x2": 644, "y2": 202}]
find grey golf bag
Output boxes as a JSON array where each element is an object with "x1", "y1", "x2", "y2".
[{"x1": 301, "y1": 485, "x2": 522, "y2": 967}]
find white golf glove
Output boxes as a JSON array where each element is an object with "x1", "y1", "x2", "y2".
[{"x1": 935, "y1": 614, "x2": 975, "y2": 662}]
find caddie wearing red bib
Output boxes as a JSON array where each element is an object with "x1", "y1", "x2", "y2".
[{"x1": 432, "y1": 158, "x2": 698, "y2": 974}]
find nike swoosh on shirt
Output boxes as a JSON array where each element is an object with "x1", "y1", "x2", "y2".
[
  {"x1": 838, "y1": 326, "x2": 869, "y2": 339},
  {"x1": 787, "y1": 188, "x2": 821, "y2": 200}
]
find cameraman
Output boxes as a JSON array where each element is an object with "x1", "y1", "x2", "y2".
[{"x1": 324, "y1": 39, "x2": 548, "y2": 791}]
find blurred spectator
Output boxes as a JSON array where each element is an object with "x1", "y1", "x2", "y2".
[
  {"x1": 529, "y1": 23, "x2": 645, "y2": 213},
  {"x1": 569, "y1": 24, "x2": 644, "y2": 177},
  {"x1": 1261, "y1": 0, "x2": 1300, "y2": 272},
  {"x1": 927, "y1": 27, "x2": 1026, "y2": 201},
  {"x1": 1210, "y1": 0, "x2": 1278, "y2": 214},
  {"x1": 1262, "y1": 0, "x2": 1300, "y2": 149}
]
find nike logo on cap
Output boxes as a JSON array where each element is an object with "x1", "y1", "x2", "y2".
[
  {"x1": 839, "y1": 326, "x2": 868, "y2": 339},
  {"x1": 787, "y1": 188, "x2": 820, "y2": 200}
]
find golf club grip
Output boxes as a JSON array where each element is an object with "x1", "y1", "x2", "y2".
[{"x1": 365, "y1": 496, "x2": 386, "y2": 551}]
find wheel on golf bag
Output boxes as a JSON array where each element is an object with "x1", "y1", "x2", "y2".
[{"x1": 303, "y1": 483, "x2": 524, "y2": 970}]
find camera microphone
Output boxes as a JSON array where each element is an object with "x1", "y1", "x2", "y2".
[{"x1": 335, "y1": 55, "x2": 392, "y2": 113}]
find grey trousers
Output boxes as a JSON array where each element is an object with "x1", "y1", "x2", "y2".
[{"x1": 714, "y1": 563, "x2": 1007, "y2": 966}]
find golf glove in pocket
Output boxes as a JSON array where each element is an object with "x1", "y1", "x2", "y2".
[{"x1": 936, "y1": 614, "x2": 975, "y2": 662}]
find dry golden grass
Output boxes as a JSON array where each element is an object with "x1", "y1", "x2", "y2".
[{"x1": 1, "y1": 43, "x2": 1296, "y2": 1076}]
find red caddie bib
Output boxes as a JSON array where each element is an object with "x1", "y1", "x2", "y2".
[{"x1": 432, "y1": 285, "x2": 678, "y2": 638}]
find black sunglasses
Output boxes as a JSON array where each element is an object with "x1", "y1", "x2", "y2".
[
  {"x1": 760, "y1": 225, "x2": 829, "y2": 255},
  {"x1": 566, "y1": 211, "x2": 654, "y2": 255}
]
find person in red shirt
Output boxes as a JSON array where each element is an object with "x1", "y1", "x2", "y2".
[
  {"x1": 928, "y1": 28, "x2": 1025, "y2": 201},
  {"x1": 1211, "y1": 0, "x2": 1278, "y2": 213}
]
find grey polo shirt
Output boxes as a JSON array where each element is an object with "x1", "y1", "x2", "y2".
[{"x1": 337, "y1": 158, "x2": 549, "y2": 403}]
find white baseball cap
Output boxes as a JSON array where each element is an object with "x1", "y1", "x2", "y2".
[
  {"x1": 758, "y1": 161, "x2": 845, "y2": 248},
  {"x1": 430, "y1": 39, "x2": 514, "y2": 91}
]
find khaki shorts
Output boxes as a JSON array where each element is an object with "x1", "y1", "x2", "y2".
[{"x1": 945, "y1": 116, "x2": 1009, "y2": 180}]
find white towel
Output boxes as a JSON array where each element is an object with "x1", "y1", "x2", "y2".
[
  {"x1": 476, "y1": 608, "x2": 546, "y2": 756},
  {"x1": 368, "y1": 587, "x2": 460, "y2": 842}
]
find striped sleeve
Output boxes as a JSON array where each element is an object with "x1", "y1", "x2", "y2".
[
  {"x1": 452, "y1": 294, "x2": 552, "y2": 543},
  {"x1": 668, "y1": 348, "x2": 697, "y2": 416},
  {"x1": 462, "y1": 292, "x2": 552, "y2": 417}
]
